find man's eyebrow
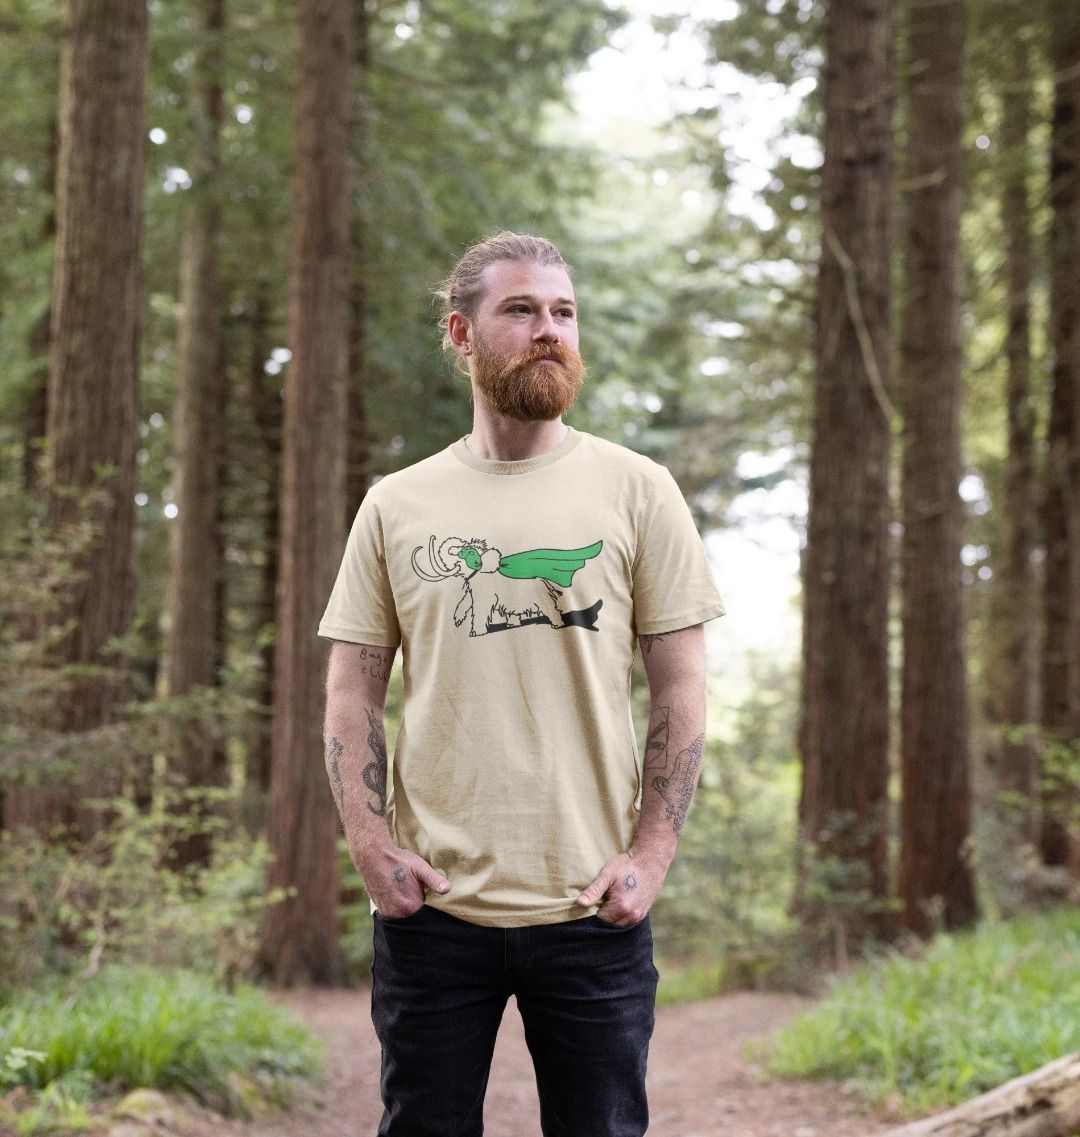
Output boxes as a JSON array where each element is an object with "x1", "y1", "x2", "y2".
[{"x1": 498, "y1": 294, "x2": 576, "y2": 307}]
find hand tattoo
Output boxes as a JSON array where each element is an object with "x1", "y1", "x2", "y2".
[
  {"x1": 363, "y1": 707, "x2": 388, "y2": 816},
  {"x1": 624, "y1": 872, "x2": 639, "y2": 892},
  {"x1": 393, "y1": 865, "x2": 408, "y2": 889}
]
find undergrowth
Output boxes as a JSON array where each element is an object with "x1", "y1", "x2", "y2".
[
  {"x1": 0, "y1": 965, "x2": 322, "y2": 1129},
  {"x1": 757, "y1": 907, "x2": 1080, "y2": 1113}
]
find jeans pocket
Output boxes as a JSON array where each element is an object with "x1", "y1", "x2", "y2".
[
  {"x1": 375, "y1": 904, "x2": 428, "y2": 924},
  {"x1": 593, "y1": 913, "x2": 649, "y2": 931}
]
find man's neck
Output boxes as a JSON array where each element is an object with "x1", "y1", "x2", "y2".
[{"x1": 466, "y1": 407, "x2": 568, "y2": 462}]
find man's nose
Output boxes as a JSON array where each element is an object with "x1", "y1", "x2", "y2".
[{"x1": 533, "y1": 311, "x2": 560, "y2": 344}]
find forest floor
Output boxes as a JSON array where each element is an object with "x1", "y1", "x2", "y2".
[{"x1": 174, "y1": 987, "x2": 906, "y2": 1137}]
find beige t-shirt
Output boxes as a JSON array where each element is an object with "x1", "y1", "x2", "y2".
[{"x1": 319, "y1": 427, "x2": 725, "y2": 927}]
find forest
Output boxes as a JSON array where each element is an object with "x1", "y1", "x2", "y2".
[{"x1": 0, "y1": 0, "x2": 1078, "y2": 1133}]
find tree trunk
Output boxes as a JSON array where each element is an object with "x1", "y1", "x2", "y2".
[
  {"x1": 22, "y1": 117, "x2": 57, "y2": 495},
  {"x1": 244, "y1": 281, "x2": 279, "y2": 807},
  {"x1": 982, "y1": 26, "x2": 1040, "y2": 857},
  {"x1": 259, "y1": 0, "x2": 352, "y2": 985},
  {"x1": 346, "y1": 0, "x2": 371, "y2": 525},
  {"x1": 897, "y1": 0, "x2": 978, "y2": 936},
  {"x1": 164, "y1": 0, "x2": 229, "y2": 867},
  {"x1": 796, "y1": 0, "x2": 895, "y2": 953},
  {"x1": 872, "y1": 1053, "x2": 1080, "y2": 1137},
  {"x1": 1040, "y1": 1, "x2": 1080, "y2": 877},
  {"x1": 4, "y1": 0, "x2": 147, "y2": 836}
]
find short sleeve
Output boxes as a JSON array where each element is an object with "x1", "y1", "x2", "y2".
[
  {"x1": 631, "y1": 467, "x2": 726, "y2": 636},
  {"x1": 318, "y1": 493, "x2": 401, "y2": 646}
]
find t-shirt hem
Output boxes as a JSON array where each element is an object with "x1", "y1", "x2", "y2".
[
  {"x1": 635, "y1": 601, "x2": 727, "y2": 637},
  {"x1": 317, "y1": 623, "x2": 401, "y2": 646},
  {"x1": 423, "y1": 900, "x2": 601, "y2": 928}
]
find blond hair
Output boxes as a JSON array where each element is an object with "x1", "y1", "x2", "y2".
[{"x1": 434, "y1": 231, "x2": 572, "y2": 354}]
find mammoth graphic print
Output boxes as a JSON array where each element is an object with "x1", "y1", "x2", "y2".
[{"x1": 411, "y1": 536, "x2": 604, "y2": 637}]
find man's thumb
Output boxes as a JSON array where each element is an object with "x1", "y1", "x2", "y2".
[
  {"x1": 418, "y1": 863, "x2": 451, "y2": 894},
  {"x1": 576, "y1": 870, "x2": 609, "y2": 908}
]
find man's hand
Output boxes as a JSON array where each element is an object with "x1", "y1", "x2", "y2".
[
  {"x1": 360, "y1": 843, "x2": 451, "y2": 919},
  {"x1": 575, "y1": 846, "x2": 671, "y2": 927}
]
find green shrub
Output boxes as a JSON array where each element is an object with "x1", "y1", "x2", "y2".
[
  {"x1": 759, "y1": 908, "x2": 1080, "y2": 1112},
  {"x1": 0, "y1": 793, "x2": 287, "y2": 993},
  {"x1": 0, "y1": 966, "x2": 321, "y2": 1115}
]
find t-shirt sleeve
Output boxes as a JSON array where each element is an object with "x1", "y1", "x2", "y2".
[
  {"x1": 631, "y1": 466, "x2": 726, "y2": 636},
  {"x1": 318, "y1": 493, "x2": 401, "y2": 646}
]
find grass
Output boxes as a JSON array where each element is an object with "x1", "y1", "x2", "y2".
[
  {"x1": 757, "y1": 907, "x2": 1080, "y2": 1114},
  {"x1": 0, "y1": 965, "x2": 322, "y2": 1119}
]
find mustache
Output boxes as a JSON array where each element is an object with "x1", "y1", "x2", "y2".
[{"x1": 514, "y1": 342, "x2": 579, "y2": 367}]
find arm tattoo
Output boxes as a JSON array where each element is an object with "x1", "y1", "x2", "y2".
[
  {"x1": 651, "y1": 733, "x2": 705, "y2": 836},
  {"x1": 643, "y1": 705, "x2": 670, "y2": 773},
  {"x1": 362, "y1": 707, "x2": 388, "y2": 816},
  {"x1": 326, "y1": 736, "x2": 346, "y2": 820},
  {"x1": 639, "y1": 632, "x2": 672, "y2": 655}
]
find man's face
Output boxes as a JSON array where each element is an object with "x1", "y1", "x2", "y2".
[{"x1": 465, "y1": 260, "x2": 586, "y2": 422}]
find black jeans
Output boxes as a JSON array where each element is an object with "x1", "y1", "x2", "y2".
[{"x1": 370, "y1": 905, "x2": 658, "y2": 1137}]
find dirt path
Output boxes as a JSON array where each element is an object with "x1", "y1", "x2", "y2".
[{"x1": 192, "y1": 988, "x2": 902, "y2": 1137}]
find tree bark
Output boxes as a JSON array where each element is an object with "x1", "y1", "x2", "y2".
[
  {"x1": 982, "y1": 25, "x2": 1040, "y2": 855},
  {"x1": 163, "y1": 0, "x2": 229, "y2": 866},
  {"x1": 796, "y1": 0, "x2": 895, "y2": 952},
  {"x1": 346, "y1": 0, "x2": 371, "y2": 525},
  {"x1": 4, "y1": 0, "x2": 147, "y2": 835},
  {"x1": 1040, "y1": 0, "x2": 1080, "y2": 877},
  {"x1": 872, "y1": 1053, "x2": 1080, "y2": 1137},
  {"x1": 897, "y1": 0, "x2": 978, "y2": 936},
  {"x1": 259, "y1": 0, "x2": 352, "y2": 985},
  {"x1": 244, "y1": 281, "x2": 279, "y2": 807}
]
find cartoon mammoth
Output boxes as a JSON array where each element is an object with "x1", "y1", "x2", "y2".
[{"x1": 411, "y1": 535, "x2": 604, "y2": 637}]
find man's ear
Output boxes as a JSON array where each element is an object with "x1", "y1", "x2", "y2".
[{"x1": 447, "y1": 311, "x2": 472, "y2": 356}]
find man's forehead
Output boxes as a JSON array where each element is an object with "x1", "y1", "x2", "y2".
[{"x1": 479, "y1": 260, "x2": 575, "y2": 305}]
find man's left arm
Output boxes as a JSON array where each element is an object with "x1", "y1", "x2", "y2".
[{"x1": 576, "y1": 623, "x2": 706, "y2": 925}]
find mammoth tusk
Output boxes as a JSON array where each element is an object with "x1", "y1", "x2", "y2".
[{"x1": 411, "y1": 542, "x2": 447, "y2": 582}]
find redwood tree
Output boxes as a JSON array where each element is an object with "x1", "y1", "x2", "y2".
[
  {"x1": 897, "y1": 0, "x2": 978, "y2": 935},
  {"x1": 1041, "y1": 0, "x2": 1080, "y2": 876},
  {"x1": 259, "y1": 0, "x2": 353, "y2": 985},
  {"x1": 4, "y1": 0, "x2": 147, "y2": 835},
  {"x1": 164, "y1": 0, "x2": 229, "y2": 862},
  {"x1": 984, "y1": 24, "x2": 1040, "y2": 854},
  {"x1": 796, "y1": 0, "x2": 895, "y2": 952}
]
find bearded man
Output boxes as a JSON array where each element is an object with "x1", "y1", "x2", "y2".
[{"x1": 319, "y1": 232, "x2": 725, "y2": 1137}]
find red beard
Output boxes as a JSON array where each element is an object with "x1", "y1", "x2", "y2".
[{"x1": 471, "y1": 337, "x2": 586, "y2": 422}]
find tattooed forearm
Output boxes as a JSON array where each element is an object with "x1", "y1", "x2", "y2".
[
  {"x1": 362, "y1": 707, "x2": 389, "y2": 817},
  {"x1": 326, "y1": 735, "x2": 346, "y2": 820},
  {"x1": 651, "y1": 733, "x2": 705, "y2": 835}
]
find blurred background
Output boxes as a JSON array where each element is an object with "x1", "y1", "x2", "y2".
[{"x1": 1, "y1": 0, "x2": 1078, "y2": 1129}]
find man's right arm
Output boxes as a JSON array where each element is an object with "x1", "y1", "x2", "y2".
[{"x1": 324, "y1": 640, "x2": 450, "y2": 918}]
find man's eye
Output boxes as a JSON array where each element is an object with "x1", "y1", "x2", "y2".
[{"x1": 557, "y1": 309, "x2": 576, "y2": 319}]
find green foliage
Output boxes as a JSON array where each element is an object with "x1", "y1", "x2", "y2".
[
  {"x1": 0, "y1": 792, "x2": 285, "y2": 993},
  {"x1": 649, "y1": 658, "x2": 801, "y2": 983},
  {"x1": 759, "y1": 908, "x2": 1080, "y2": 1112},
  {"x1": 0, "y1": 966, "x2": 321, "y2": 1116}
]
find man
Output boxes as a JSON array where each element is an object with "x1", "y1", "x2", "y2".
[{"x1": 319, "y1": 232, "x2": 725, "y2": 1137}]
